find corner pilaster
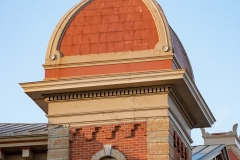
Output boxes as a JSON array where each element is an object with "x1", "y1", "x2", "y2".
[
  {"x1": 147, "y1": 118, "x2": 174, "y2": 160},
  {"x1": 47, "y1": 126, "x2": 70, "y2": 160}
]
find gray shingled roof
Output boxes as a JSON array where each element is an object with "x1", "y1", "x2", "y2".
[
  {"x1": 0, "y1": 123, "x2": 48, "y2": 137},
  {"x1": 192, "y1": 144, "x2": 228, "y2": 160}
]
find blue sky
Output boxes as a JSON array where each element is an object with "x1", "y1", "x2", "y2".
[{"x1": 0, "y1": 1, "x2": 239, "y2": 145}]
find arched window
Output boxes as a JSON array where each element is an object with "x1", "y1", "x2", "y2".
[
  {"x1": 92, "y1": 145, "x2": 126, "y2": 160},
  {"x1": 100, "y1": 156, "x2": 117, "y2": 160}
]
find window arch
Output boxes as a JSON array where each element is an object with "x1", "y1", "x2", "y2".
[{"x1": 91, "y1": 145, "x2": 126, "y2": 160}]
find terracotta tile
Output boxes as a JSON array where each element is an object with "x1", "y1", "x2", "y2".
[
  {"x1": 73, "y1": 26, "x2": 83, "y2": 35},
  {"x1": 148, "y1": 38, "x2": 158, "y2": 49},
  {"x1": 129, "y1": 0, "x2": 142, "y2": 6},
  {"x1": 140, "y1": 4, "x2": 149, "y2": 12},
  {"x1": 92, "y1": 16, "x2": 102, "y2": 24},
  {"x1": 104, "y1": 1, "x2": 117, "y2": 8},
  {"x1": 124, "y1": 31, "x2": 133, "y2": 40},
  {"x1": 119, "y1": 14, "x2": 127, "y2": 22},
  {"x1": 134, "y1": 20, "x2": 151, "y2": 30},
  {"x1": 135, "y1": 12, "x2": 141, "y2": 21},
  {"x1": 141, "y1": 29, "x2": 151, "y2": 39},
  {"x1": 59, "y1": 46, "x2": 67, "y2": 55},
  {"x1": 98, "y1": 43, "x2": 108, "y2": 53},
  {"x1": 79, "y1": 10, "x2": 87, "y2": 17},
  {"x1": 133, "y1": 30, "x2": 142, "y2": 40},
  {"x1": 107, "y1": 32, "x2": 115, "y2": 42},
  {"x1": 134, "y1": 5, "x2": 143, "y2": 13},
  {"x1": 150, "y1": 20, "x2": 157, "y2": 29},
  {"x1": 114, "y1": 31, "x2": 125, "y2": 41},
  {"x1": 62, "y1": 45, "x2": 73, "y2": 55},
  {"x1": 114, "y1": 41, "x2": 125, "y2": 52},
  {"x1": 107, "y1": 42, "x2": 115, "y2": 52},
  {"x1": 90, "y1": 43, "x2": 99, "y2": 54},
  {"x1": 150, "y1": 28, "x2": 159, "y2": 39},
  {"x1": 141, "y1": 11, "x2": 152, "y2": 20},
  {"x1": 95, "y1": 2, "x2": 105, "y2": 8},
  {"x1": 108, "y1": 23, "x2": 117, "y2": 32},
  {"x1": 124, "y1": 21, "x2": 134, "y2": 30},
  {"x1": 102, "y1": 8, "x2": 113, "y2": 15},
  {"x1": 82, "y1": 25, "x2": 91, "y2": 34},
  {"x1": 99, "y1": 24, "x2": 108, "y2": 32},
  {"x1": 117, "y1": 0, "x2": 130, "y2": 7},
  {"x1": 109, "y1": 14, "x2": 118, "y2": 23},
  {"x1": 87, "y1": 9, "x2": 97, "y2": 16},
  {"x1": 85, "y1": 16, "x2": 94, "y2": 25},
  {"x1": 72, "y1": 45, "x2": 81, "y2": 55},
  {"x1": 126, "y1": 13, "x2": 135, "y2": 21},
  {"x1": 112, "y1": 7, "x2": 119, "y2": 14},
  {"x1": 74, "y1": 17, "x2": 85, "y2": 25},
  {"x1": 91, "y1": 33, "x2": 100, "y2": 43},
  {"x1": 96, "y1": 8, "x2": 103, "y2": 15},
  {"x1": 133, "y1": 39, "x2": 141, "y2": 50},
  {"x1": 100, "y1": 33, "x2": 107, "y2": 42},
  {"x1": 65, "y1": 26, "x2": 74, "y2": 35},
  {"x1": 115, "y1": 23, "x2": 125, "y2": 31},
  {"x1": 91, "y1": 24, "x2": 100, "y2": 33},
  {"x1": 83, "y1": 34, "x2": 91, "y2": 44},
  {"x1": 118, "y1": 6, "x2": 128, "y2": 14},
  {"x1": 81, "y1": 44, "x2": 91, "y2": 54},
  {"x1": 62, "y1": 36, "x2": 74, "y2": 45},
  {"x1": 141, "y1": 39, "x2": 149, "y2": 50},
  {"x1": 124, "y1": 41, "x2": 133, "y2": 51},
  {"x1": 73, "y1": 35, "x2": 83, "y2": 44},
  {"x1": 87, "y1": 2, "x2": 96, "y2": 9},
  {"x1": 102, "y1": 15, "x2": 109, "y2": 24}
]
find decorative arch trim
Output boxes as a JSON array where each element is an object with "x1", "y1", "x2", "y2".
[
  {"x1": 91, "y1": 145, "x2": 126, "y2": 160},
  {"x1": 45, "y1": 0, "x2": 172, "y2": 63}
]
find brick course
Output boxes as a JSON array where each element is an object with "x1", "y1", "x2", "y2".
[
  {"x1": 173, "y1": 131, "x2": 189, "y2": 160},
  {"x1": 70, "y1": 122, "x2": 147, "y2": 160},
  {"x1": 60, "y1": 0, "x2": 159, "y2": 56}
]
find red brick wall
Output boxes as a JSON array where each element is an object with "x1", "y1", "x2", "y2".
[
  {"x1": 60, "y1": 0, "x2": 159, "y2": 56},
  {"x1": 173, "y1": 131, "x2": 188, "y2": 160},
  {"x1": 70, "y1": 122, "x2": 147, "y2": 160},
  {"x1": 228, "y1": 150, "x2": 240, "y2": 160},
  {"x1": 45, "y1": 59, "x2": 172, "y2": 78}
]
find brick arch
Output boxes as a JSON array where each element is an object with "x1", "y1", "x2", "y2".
[{"x1": 59, "y1": 0, "x2": 159, "y2": 56}]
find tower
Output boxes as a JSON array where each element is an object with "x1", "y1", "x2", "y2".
[{"x1": 20, "y1": 0, "x2": 215, "y2": 159}]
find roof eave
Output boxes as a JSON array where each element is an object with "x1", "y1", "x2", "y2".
[{"x1": 20, "y1": 69, "x2": 215, "y2": 128}]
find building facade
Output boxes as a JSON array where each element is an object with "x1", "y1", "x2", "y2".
[
  {"x1": 0, "y1": 0, "x2": 216, "y2": 160},
  {"x1": 201, "y1": 124, "x2": 240, "y2": 160}
]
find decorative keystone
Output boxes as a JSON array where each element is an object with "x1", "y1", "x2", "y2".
[{"x1": 103, "y1": 144, "x2": 112, "y2": 156}]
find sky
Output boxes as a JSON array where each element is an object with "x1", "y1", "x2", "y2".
[{"x1": 0, "y1": 1, "x2": 239, "y2": 146}]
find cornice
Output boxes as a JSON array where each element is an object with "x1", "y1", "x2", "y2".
[
  {"x1": 20, "y1": 69, "x2": 215, "y2": 128},
  {"x1": 45, "y1": 85, "x2": 170, "y2": 102},
  {"x1": 20, "y1": 69, "x2": 183, "y2": 93},
  {"x1": 182, "y1": 72, "x2": 216, "y2": 127},
  {"x1": 169, "y1": 88, "x2": 196, "y2": 128}
]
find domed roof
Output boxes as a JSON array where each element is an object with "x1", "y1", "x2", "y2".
[
  {"x1": 170, "y1": 26, "x2": 194, "y2": 80},
  {"x1": 43, "y1": 0, "x2": 194, "y2": 81}
]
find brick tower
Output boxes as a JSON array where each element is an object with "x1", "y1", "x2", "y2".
[{"x1": 20, "y1": 0, "x2": 215, "y2": 159}]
